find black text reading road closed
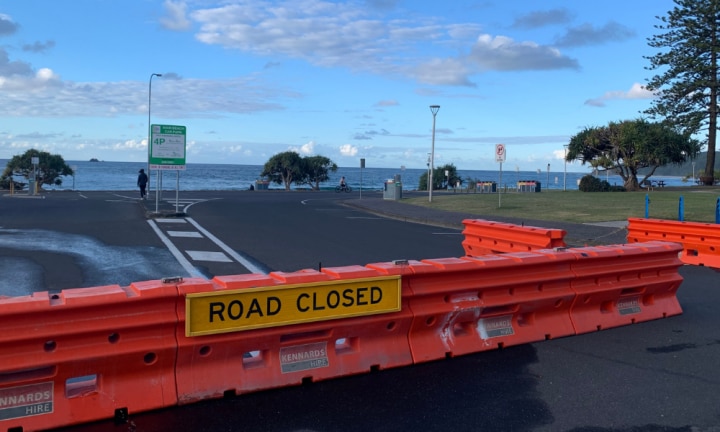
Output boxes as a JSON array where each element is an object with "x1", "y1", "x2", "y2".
[
  {"x1": 185, "y1": 277, "x2": 402, "y2": 336},
  {"x1": 209, "y1": 286, "x2": 384, "y2": 322}
]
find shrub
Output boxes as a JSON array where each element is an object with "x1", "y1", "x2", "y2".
[{"x1": 579, "y1": 175, "x2": 611, "y2": 192}]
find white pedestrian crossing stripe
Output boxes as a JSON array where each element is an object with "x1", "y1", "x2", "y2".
[
  {"x1": 150, "y1": 215, "x2": 265, "y2": 274},
  {"x1": 187, "y1": 250, "x2": 232, "y2": 262},
  {"x1": 168, "y1": 231, "x2": 203, "y2": 238},
  {"x1": 156, "y1": 218, "x2": 187, "y2": 224}
]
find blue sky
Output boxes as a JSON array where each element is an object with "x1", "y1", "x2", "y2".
[{"x1": 0, "y1": 0, "x2": 676, "y2": 171}]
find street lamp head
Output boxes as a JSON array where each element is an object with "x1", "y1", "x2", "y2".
[
  {"x1": 152, "y1": 73, "x2": 162, "y2": 77},
  {"x1": 429, "y1": 105, "x2": 440, "y2": 115}
]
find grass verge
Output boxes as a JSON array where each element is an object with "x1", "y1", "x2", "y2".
[{"x1": 403, "y1": 188, "x2": 720, "y2": 223}]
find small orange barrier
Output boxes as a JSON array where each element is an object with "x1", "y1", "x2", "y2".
[
  {"x1": 461, "y1": 219, "x2": 567, "y2": 255},
  {"x1": 627, "y1": 217, "x2": 720, "y2": 268},
  {"x1": 567, "y1": 241, "x2": 684, "y2": 334},
  {"x1": 0, "y1": 281, "x2": 178, "y2": 432},
  {"x1": 174, "y1": 267, "x2": 414, "y2": 404},
  {"x1": 394, "y1": 252, "x2": 578, "y2": 363}
]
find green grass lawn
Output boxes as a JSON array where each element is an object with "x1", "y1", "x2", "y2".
[{"x1": 403, "y1": 188, "x2": 720, "y2": 223}]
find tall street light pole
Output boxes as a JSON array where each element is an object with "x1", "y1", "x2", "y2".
[
  {"x1": 563, "y1": 144, "x2": 568, "y2": 191},
  {"x1": 429, "y1": 105, "x2": 440, "y2": 202},
  {"x1": 148, "y1": 73, "x2": 162, "y2": 194}
]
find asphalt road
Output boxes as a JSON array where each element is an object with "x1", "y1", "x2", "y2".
[{"x1": 1, "y1": 189, "x2": 719, "y2": 431}]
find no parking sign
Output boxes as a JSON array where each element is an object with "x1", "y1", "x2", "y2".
[{"x1": 495, "y1": 143, "x2": 506, "y2": 163}]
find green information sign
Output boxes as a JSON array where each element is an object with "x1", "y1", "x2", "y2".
[{"x1": 149, "y1": 124, "x2": 186, "y2": 170}]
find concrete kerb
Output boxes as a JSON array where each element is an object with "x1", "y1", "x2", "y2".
[
  {"x1": 342, "y1": 197, "x2": 629, "y2": 247},
  {"x1": 2, "y1": 194, "x2": 46, "y2": 199},
  {"x1": 139, "y1": 197, "x2": 187, "y2": 219},
  {"x1": 341, "y1": 198, "x2": 466, "y2": 230}
]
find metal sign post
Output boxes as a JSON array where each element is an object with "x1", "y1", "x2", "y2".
[
  {"x1": 495, "y1": 144, "x2": 506, "y2": 208},
  {"x1": 360, "y1": 158, "x2": 365, "y2": 199},
  {"x1": 31, "y1": 156, "x2": 39, "y2": 196}
]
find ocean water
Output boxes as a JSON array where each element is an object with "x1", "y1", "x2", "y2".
[{"x1": 1, "y1": 160, "x2": 693, "y2": 192}]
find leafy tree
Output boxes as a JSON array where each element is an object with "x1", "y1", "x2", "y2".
[
  {"x1": 300, "y1": 155, "x2": 338, "y2": 190},
  {"x1": 260, "y1": 151, "x2": 304, "y2": 191},
  {"x1": 1, "y1": 149, "x2": 74, "y2": 190},
  {"x1": 566, "y1": 119, "x2": 699, "y2": 191},
  {"x1": 644, "y1": 0, "x2": 720, "y2": 184},
  {"x1": 418, "y1": 163, "x2": 462, "y2": 190}
]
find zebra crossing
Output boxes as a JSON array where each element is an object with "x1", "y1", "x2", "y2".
[{"x1": 147, "y1": 216, "x2": 265, "y2": 279}]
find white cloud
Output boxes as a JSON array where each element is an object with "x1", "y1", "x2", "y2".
[
  {"x1": 0, "y1": 76, "x2": 294, "y2": 118},
  {"x1": 289, "y1": 140, "x2": 315, "y2": 155},
  {"x1": 413, "y1": 58, "x2": 475, "y2": 86},
  {"x1": 555, "y1": 21, "x2": 635, "y2": 48},
  {"x1": 585, "y1": 83, "x2": 655, "y2": 107},
  {"x1": 374, "y1": 99, "x2": 399, "y2": 107},
  {"x1": 339, "y1": 143, "x2": 358, "y2": 156},
  {"x1": 36, "y1": 68, "x2": 58, "y2": 81},
  {"x1": 0, "y1": 14, "x2": 18, "y2": 36},
  {"x1": 160, "y1": 1, "x2": 192, "y2": 31},
  {"x1": 113, "y1": 139, "x2": 145, "y2": 151},
  {"x1": 469, "y1": 34, "x2": 579, "y2": 71},
  {"x1": 188, "y1": 1, "x2": 572, "y2": 85}
]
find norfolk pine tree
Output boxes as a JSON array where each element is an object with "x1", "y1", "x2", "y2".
[{"x1": 644, "y1": 0, "x2": 720, "y2": 185}]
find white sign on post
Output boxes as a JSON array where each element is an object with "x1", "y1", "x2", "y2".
[
  {"x1": 150, "y1": 124, "x2": 186, "y2": 170},
  {"x1": 495, "y1": 143, "x2": 506, "y2": 163},
  {"x1": 496, "y1": 144, "x2": 506, "y2": 208}
]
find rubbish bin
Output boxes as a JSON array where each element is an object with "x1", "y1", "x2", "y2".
[
  {"x1": 476, "y1": 181, "x2": 496, "y2": 193},
  {"x1": 383, "y1": 179, "x2": 402, "y2": 200}
]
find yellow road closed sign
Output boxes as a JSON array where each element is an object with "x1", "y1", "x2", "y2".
[{"x1": 185, "y1": 276, "x2": 402, "y2": 336}]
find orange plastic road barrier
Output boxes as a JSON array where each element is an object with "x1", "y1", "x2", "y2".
[
  {"x1": 627, "y1": 217, "x2": 720, "y2": 268},
  {"x1": 567, "y1": 241, "x2": 684, "y2": 335},
  {"x1": 0, "y1": 238, "x2": 688, "y2": 431},
  {"x1": 387, "y1": 252, "x2": 578, "y2": 363},
  {"x1": 461, "y1": 219, "x2": 567, "y2": 256},
  {"x1": 0, "y1": 281, "x2": 178, "y2": 432},
  {"x1": 174, "y1": 266, "x2": 413, "y2": 404}
]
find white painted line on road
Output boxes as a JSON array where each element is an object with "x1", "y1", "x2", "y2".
[
  {"x1": 147, "y1": 220, "x2": 206, "y2": 279},
  {"x1": 168, "y1": 231, "x2": 203, "y2": 238},
  {"x1": 187, "y1": 250, "x2": 233, "y2": 262},
  {"x1": 182, "y1": 197, "x2": 221, "y2": 213},
  {"x1": 163, "y1": 200, "x2": 197, "y2": 205},
  {"x1": 156, "y1": 218, "x2": 187, "y2": 224},
  {"x1": 185, "y1": 217, "x2": 267, "y2": 274}
]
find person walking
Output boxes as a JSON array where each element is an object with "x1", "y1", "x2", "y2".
[{"x1": 137, "y1": 168, "x2": 148, "y2": 199}]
